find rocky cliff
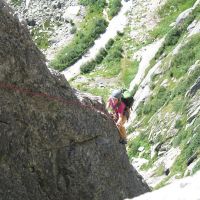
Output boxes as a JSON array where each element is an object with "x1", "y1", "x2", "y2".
[{"x1": 0, "y1": 1, "x2": 149, "y2": 199}]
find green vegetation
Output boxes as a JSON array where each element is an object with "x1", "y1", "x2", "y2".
[
  {"x1": 138, "y1": 34, "x2": 200, "y2": 121},
  {"x1": 171, "y1": 97, "x2": 188, "y2": 114},
  {"x1": 140, "y1": 155, "x2": 158, "y2": 171},
  {"x1": 137, "y1": 86, "x2": 171, "y2": 119},
  {"x1": 128, "y1": 132, "x2": 150, "y2": 159},
  {"x1": 108, "y1": 0, "x2": 122, "y2": 18},
  {"x1": 80, "y1": 38, "x2": 119, "y2": 74},
  {"x1": 121, "y1": 59, "x2": 139, "y2": 88},
  {"x1": 32, "y1": 30, "x2": 49, "y2": 50},
  {"x1": 151, "y1": 0, "x2": 197, "y2": 39},
  {"x1": 81, "y1": 37, "x2": 123, "y2": 77},
  {"x1": 11, "y1": 0, "x2": 22, "y2": 6},
  {"x1": 50, "y1": 0, "x2": 108, "y2": 71},
  {"x1": 171, "y1": 115, "x2": 200, "y2": 176},
  {"x1": 174, "y1": 118, "x2": 185, "y2": 129},
  {"x1": 155, "y1": 6, "x2": 200, "y2": 60},
  {"x1": 80, "y1": 48, "x2": 109, "y2": 74},
  {"x1": 129, "y1": 30, "x2": 200, "y2": 184},
  {"x1": 170, "y1": 34, "x2": 200, "y2": 78},
  {"x1": 51, "y1": 18, "x2": 108, "y2": 70},
  {"x1": 31, "y1": 20, "x2": 52, "y2": 50},
  {"x1": 79, "y1": 0, "x2": 106, "y2": 10},
  {"x1": 154, "y1": 177, "x2": 170, "y2": 190},
  {"x1": 154, "y1": 164, "x2": 165, "y2": 176}
]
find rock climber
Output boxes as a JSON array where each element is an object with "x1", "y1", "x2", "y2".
[{"x1": 106, "y1": 89, "x2": 128, "y2": 144}]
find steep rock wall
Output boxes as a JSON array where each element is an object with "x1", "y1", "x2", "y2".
[{"x1": 0, "y1": 1, "x2": 149, "y2": 200}]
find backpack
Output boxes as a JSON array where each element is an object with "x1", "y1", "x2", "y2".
[{"x1": 121, "y1": 89, "x2": 134, "y2": 109}]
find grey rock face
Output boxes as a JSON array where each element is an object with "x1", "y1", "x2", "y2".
[{"x1": 0, "y1": 1, "x2": 150, "y2": 200}]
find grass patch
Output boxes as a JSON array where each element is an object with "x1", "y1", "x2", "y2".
[
  {"x1": 151, "y1": 0, "x2": 197, "y2": 39},
  {"x1": 140, "y1": 155, "x2": 158, "y2": 171},
  {"x1": 137, "y1": 86, "x2": 171, "y2": 119},
  {"x1": 171, "y1": 97, "x2": 188, "y2": 114},
  {"x1": 128, "y1": 132, "x2": 150, "y2": 159},
  {"x1": 121, "y1": 59, "x2": 139, "y2": 88},
  {"x1": 154, "y1": 164, "x2": 165, "y2": 176}
]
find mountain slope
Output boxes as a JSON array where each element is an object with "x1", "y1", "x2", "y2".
[{"x1": 127, "y1": 0, "x2": 200, "y2": 188}]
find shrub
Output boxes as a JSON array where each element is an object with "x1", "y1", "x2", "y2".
[
  {"x1": 80, "y1": 48, "x2": 107, "y2": 73},
  {"x1": 80, "y1": 60, "x2": 96, "y2": 74},
  {"x1": 175, "y1": 119, "x2": 184, "y2": 129},
  {"x1": 108, "y1": 0, "x2": 122, "y2": 18},
  {"x1": 105, "y1": 39, "x2": 115, "y2": 50},
  {"x1": 105, "y1": 45, "x2": 123, "y2": 62}
]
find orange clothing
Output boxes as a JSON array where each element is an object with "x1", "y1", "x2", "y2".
[{"x1": 117, "y1": 115, "x2": 127, "y2": 140}]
